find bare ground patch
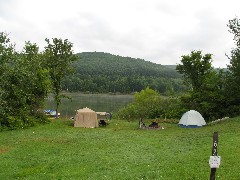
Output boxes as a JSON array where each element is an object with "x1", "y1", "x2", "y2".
[{"x1": 0, "y1": 147, "x2": 11, "y2": 154}]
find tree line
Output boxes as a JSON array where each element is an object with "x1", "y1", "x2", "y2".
[{"x1": 62, "y1": 52, "x2": 187, "y2": 94}]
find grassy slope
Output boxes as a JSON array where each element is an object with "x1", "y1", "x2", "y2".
[{"x1": 0, "y1": 118, "x2": 240, "y2": 179}]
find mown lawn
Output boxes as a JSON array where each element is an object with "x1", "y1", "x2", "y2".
[{"x1": 0, "y1": 117, "x2": 240, "y2": 179}]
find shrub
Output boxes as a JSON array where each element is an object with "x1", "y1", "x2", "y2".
[{"x1": 116, "y1": 87, "x2": 186, "y2": 120}]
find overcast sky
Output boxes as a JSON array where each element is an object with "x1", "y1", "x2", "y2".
[{"x1": 0, "y1": 0, "x2": 239, "y2": 68}]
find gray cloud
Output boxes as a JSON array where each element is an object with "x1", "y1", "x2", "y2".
[{"x1": 0, "y1": 0, "x2": 239, "y2": 67}]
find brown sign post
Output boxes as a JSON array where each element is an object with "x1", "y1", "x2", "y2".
[{"x1": 210, "y1": 132, "x2": 218, "y2": 180}]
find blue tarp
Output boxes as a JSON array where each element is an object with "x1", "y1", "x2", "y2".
[
  {"x1": 44, "y1": 110, "x2": 57, "y2": 116},
  {"x1": 178, "y1": 124, "x2": 202, "y2": 128}
]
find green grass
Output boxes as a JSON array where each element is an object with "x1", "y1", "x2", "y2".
[{"x1": 1, "y1": 118, "x2": 240, "y2": 179}]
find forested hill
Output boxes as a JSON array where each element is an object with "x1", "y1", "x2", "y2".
[
  {"x1": 74, "y1": 52, "x2": 180, "y2": 78},
  {"x1": 62, "y1": 52, "x2": 186, "y2": 94}
]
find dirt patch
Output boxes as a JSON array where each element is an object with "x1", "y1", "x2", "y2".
[
  {"x1": 141, "y1": 126, "x2": 166, "y2": 130},
  {"x1": 0, "y1": 147, "x2": 10, "y2": 154}
]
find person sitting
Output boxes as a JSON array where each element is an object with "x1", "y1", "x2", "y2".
[
  {"x1": 99, "y1": 119, "x2": 107, "y2": 127},
  {"x1": 149, "y1": 121, "x2": 159, "y2": 128},
  {"x1": 139, "y1": 118, "x2": 146, "y2": 128}
]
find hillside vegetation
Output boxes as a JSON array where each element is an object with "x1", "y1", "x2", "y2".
[
  {"x1": 1, "y1": 118, "x2": 240, "y2": 179},
  {"x1": 62, "y1": 52, "x2": 186, "y2": 94}
]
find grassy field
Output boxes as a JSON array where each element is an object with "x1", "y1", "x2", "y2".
[{"x1": 1, "y1": 117, "x2": 240, "y2": 179}]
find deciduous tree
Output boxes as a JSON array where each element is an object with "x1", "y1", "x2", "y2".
[
  {"x1": 0, "y1": 33, "x2": 50, "y2": 129},
  {"x1": 225, "y1": 17, "x2": 240, "y2": 116},
  {"x1": 43, "y1": 38, "x2": 77, "y2": 118},
  {"x1": 176, "y1": 50, "x2": 227, "y2": 120},
  {"x1": 176, "y1": 50, "x2": 213, "y2": 91},
  {"x1": 20, "y1": 42, "x2": 50, "y2": 115}
]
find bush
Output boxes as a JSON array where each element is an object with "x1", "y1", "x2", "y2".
[
  {"x1": 116, "y1": 87, "x2": 186, "y2": 120},
  {"x1": 0, "y1": 113, "x2": 49, "y2": 130}
]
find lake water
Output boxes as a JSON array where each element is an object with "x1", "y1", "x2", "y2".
[{"x1": 45, "y1": 93, "x2": 133, "y2": 118}]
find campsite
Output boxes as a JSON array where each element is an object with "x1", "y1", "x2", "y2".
[
  {"x1": 2, "y1": 9, "x2": 240, "y2": 179},
  {"x1": 1, "y1": 116, "x2": 240, "y2": 179}
]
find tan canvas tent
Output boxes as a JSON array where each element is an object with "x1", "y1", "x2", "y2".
[{"x1": 74, "y1": 107, "x2": 98, "y2": 128}]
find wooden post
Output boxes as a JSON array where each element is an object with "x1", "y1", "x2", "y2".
[{"x1": 210, "y1": 132, "x2": 218, "y2": 180}]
